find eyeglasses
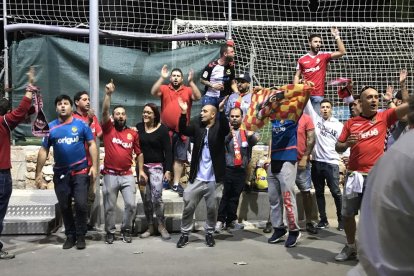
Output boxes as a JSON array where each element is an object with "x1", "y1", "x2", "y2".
[{"x1": 142, "y1": 110, "x2": 154, "y2": 115}]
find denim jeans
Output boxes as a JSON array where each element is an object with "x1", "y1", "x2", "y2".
[
  {"x1": 311, "y1": 161, "x2": 342, "y2": 221},
  {"x1": 217, "y1": 167, "x2": 246, "y2": 224},
  {"x1": 53, "y1": 172, "x2": 89, "y2": 237},
  {"x1": 0, "y1": 170, "x2": 12, "y2": 244},
  {"x1": 201, "y1": 95, "x2": 225, "y2": 108}
]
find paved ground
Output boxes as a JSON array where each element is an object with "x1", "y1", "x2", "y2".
[{"x1": 1, "y1": 226, "x2": 358, "y2": 276}]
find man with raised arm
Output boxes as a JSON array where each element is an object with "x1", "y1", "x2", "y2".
[
  {"x1": 294, "y1": 27, "x2": 346, "y2": 110},
  {"x1": 151, "y1": 66, "x2": 201, "y2": 196},
  {"x1": 200, "y1": 44, "x2": 239, "y2": 107},
  {"x1": 101, "y1": 80, "x2": 143, "y2": 245},
  {"x1": 36, "y1": 95, "x2": 98, "y2": 250},
  {"x1": 304, "y1": 98, "x2": 345, "y2": 231},
  {"x1": 176, "y1": 97, "x2": 229, "y2": 248},
  {"x1": 0, "y1": 72, "x2": 35, "y2": 259},
  {"x1": 334, "y1": 86, "x2": 409, "y2": 261}
]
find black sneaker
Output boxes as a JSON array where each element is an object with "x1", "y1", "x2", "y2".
[
  {"x1": 62, "y1": 235, "x2": 76, "y2": 249},
  {"x1": 105, "y1": 233, "x2": 115, "y2": 244},
  {"x1": 263, "y1": 222, "x2": 272, "y2": 233},
  {"x1": 205, "y1": 233, "x2": 215, "y2": 247},
  {"x1": 306, "y1": 222, "x2": 318, "y2": 234},
  {"x1": 337, "y1": 220, "x2": 344, "y2": 231},
  {"x1": 122, "y1": 230, "x2": 132, "y2": 243},
  {"x1": 316, "y1": 220, "x2": 329, "y2": 229},
  {"x1": 0, "y1": 249, "x2": 15, "y2": 260},
  {"x1": 76, "y1": 235, "x2": 86, "y2": 250},
  {"x1": 176, "y1": 234, "x2": 189, "y2": 248},
  {"x1": 172, "y1": 184, "x2": 184, "y2": 197},
  {"x1": 268, "y1": 228, "x2": 287, "y2": 244},
  {"x1": 285, "y1": 231, "x2": 301, "y2": 248}
]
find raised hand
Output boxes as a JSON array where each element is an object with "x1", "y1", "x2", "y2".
[
  {"x1": 382, "y1": 85, "x2": 394, "y2": 101},
  {"x1": 105, "y1": 79, "x2": 115, "y2": 95},
  {"x1": 400, "y1": 69, "x2": 408, "y2": 83},
  {"x1": 331, "y1": 27, "x2": 340, "y2": 38},
  {"x1": 178, "y1": 97, "x2": 188, "y2": 112},
  {"x1": 27, "y1": 66, "x2": 35, "y2": 84},
  {"x1": 161, "y1": 65, "x2": 169, "y2": 79},
  {"x1": 218, "y1": 95, "x2": 229, "y2": 112},
  {"x1": 188, "y1": 69, "x2": 194, "y2": 83}
]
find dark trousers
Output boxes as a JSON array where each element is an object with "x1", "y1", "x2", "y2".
[
  {"x1": 0, "y1": 170, "x2": 12, "y2": 249},
  {"x1": 53, "y1": 172, "x2": 89, "y2": 237},
  {"x1": 217, "y1": 167, "x2": 246, "y2": 224},
  {"x1": 311, "y1": 161, "x2": 342, "y2": 221}
]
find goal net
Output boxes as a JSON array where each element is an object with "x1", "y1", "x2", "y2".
[{"x1": 4, "y1": 1, "x2": 414, "y2": 123}]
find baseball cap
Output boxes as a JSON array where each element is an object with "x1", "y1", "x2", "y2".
[{"x1": 235, "y1": 72, "x2": 251, "y2": 83}]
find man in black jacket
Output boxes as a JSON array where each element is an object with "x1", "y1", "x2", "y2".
[{"x1": 176, "y1": 97, "x2": 229, "y2": 248}]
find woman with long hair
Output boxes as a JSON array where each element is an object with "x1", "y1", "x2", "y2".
[{"x1": 136, "y1": 103, "x2": 172, "y2": 240}]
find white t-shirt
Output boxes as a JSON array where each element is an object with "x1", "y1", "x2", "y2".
[
  {"x1": 204, "y1": 64, "x2": 225, "y2": 98},
  {"x1": 304, "y1": 101, "x2": 343, "y2": 164},
  {"x1": 196, "y1": 128, "x2": 215, "y2": 182}
]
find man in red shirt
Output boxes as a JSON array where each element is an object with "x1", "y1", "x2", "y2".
[
  {"x1": 72, "y1": 91, "x2": 102, "y2": 231},
  {"x1": 334, "y1": 86, "x2": 409, "y2": 261},
  {"x1": 294, "y1": 27, "x2": 346, "y2": 111},
  {"x1": 151, "y1": 65, "x2": 201, "y2": 196},
  {"x1": 101, "y1": 81, "x2": 143, "y2": 244},
  {"x1": 0, "y1": 83, "x2": 35, "y2": 260},
  {"x1": 295, "y1": 113, "x2": 317, "y2": 234}
]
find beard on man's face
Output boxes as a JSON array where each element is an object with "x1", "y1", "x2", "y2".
[
  {"x1": 225, "y1": 56, "x2": 234, "y2": 63},
  {"x1": 114, "y1": 118, "x2": 126, "y2": 130}
]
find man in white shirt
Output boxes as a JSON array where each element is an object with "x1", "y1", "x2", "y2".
[{"x1": 304, "y1": 98, "x2": 344, "y2": 230}]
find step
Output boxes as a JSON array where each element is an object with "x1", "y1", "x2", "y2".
[
  {"x1": 2, "y1": 217, "x2": 60, "y2": 235},
  {"x1": 4, "y1": 190, "x2": 61, "y2": 235}
]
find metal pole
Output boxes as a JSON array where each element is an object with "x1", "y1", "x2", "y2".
[
  {"x1": 249, "y1": 42, "x2": 256, "y2": 89},
  {"x1": 227, "y1": 0, "x2": 232, "y2": 40},
  {"x1": 89, "y1": 0, "x2": 101, "y2": 227},
  {"x1": 3, "y1": 0, "x2": 9, "y2": 99},
  {"x1": 172, "y1": 19, "x2": 178, "y2": 50}
]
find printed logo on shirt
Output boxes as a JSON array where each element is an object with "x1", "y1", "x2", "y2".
[
  {"x1": 303, "y1": 61, "x2": 310, "y2": 64},
  {"x1": 112, "y1": 137, "x2": 132, "y2": 148},
  {"x1": 202, "y1": 71, "x2": 208, "y2": 78},
  {"x1": 226, "y1": 69, "x2": 231, "y2": 75},
  {"x1": 71, "y1": 126, "x2": 78, "y2": 135},
  {"x1": 57, "y1": 136, "x2": 79, "y2": 145},
  {"x1": 317, "y1": 122, "x2": 338, "y2": 137},
  {"x1": 272, "y1": 126, "x2": 286, "y2": 134},
  {"x1": 304, "y1": 65, "x2": 320, "y2": 73},
  {"x1": 127, "y1": 133, "x2": 133, "y2": 140},
  {"x1": 316, "y1": 58, "x2": 320, "y2": 64},
  {"x1": 360, "y1": 128, "x2": 379, "y2": 139}
]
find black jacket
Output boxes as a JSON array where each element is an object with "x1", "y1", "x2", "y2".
[{"x1": 179, "y1": 113, "x2": 230, "y2": 183}]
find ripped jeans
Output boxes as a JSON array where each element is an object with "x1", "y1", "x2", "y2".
[{"x1": 139, "y1": 163, "x2": 166, "y2": 225}]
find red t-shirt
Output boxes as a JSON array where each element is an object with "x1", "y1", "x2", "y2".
[
  {"x1": 102, "y1": 120, "x2": 141, "y2": 171},
  {"x1": 73, "y1": 112, "x2": 102, "y2": 137},
  {"x1": 73, "y1": 112, "x2": 102, "y2": 166},
  {"x1": 297, "y1": 52, "x2": 332, "y2": 97},
  {"x1": 338, "y1": 109, "x2": 398, "y2": 173},
  {"x1": 0, "y1": 97, "x2": 32, "y2": 169},
  {"x1": 296, "y1": 114, "x2": 315, "y2": 160},
  {"x1": 160, "y1": 84, "x2": 193, "y2": 132}
]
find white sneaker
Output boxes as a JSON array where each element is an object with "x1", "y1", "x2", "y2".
[{"x1": 214, "y1": 221, "x2": 224, "y2": 233}]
